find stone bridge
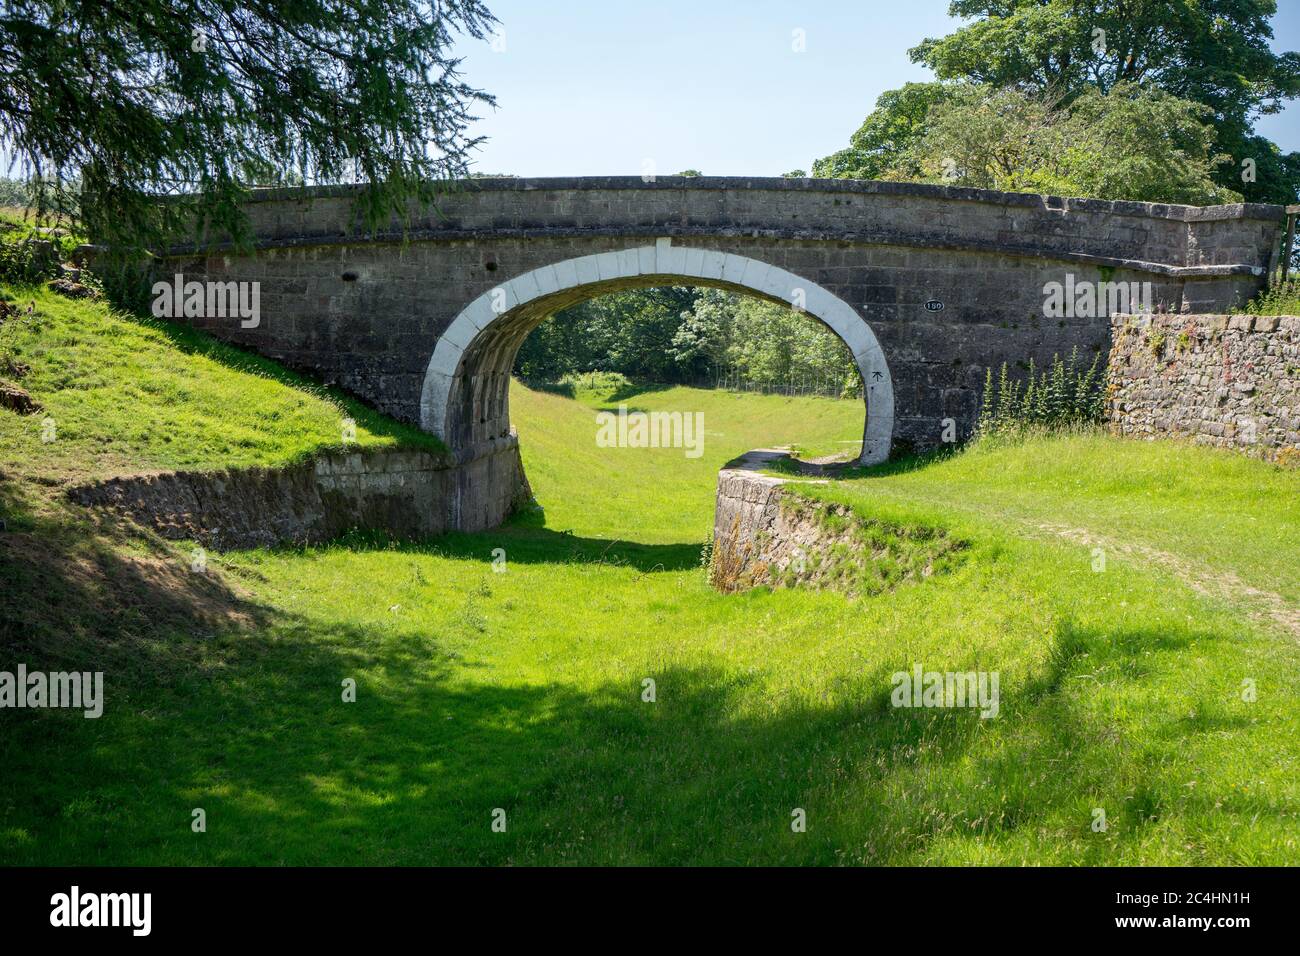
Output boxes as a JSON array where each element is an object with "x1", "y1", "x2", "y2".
[{"x1": 159, "y1": 177, "x2": 1284, "y2": 528}]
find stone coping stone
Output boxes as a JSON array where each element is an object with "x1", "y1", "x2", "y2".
[
  {"x1": 211, "y1": 177, "x2": 1282, "y2": 223},
  {"x1": 1113, "y1": 313, "x2": 1299, "y2": 333}
]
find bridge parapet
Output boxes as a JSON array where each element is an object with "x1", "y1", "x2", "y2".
[{"x1": 211, "y1": 177, "x2": 1281, "y2": 280}]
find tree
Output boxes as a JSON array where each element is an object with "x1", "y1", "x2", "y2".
[
  {"x1": 516, "y1": 288, "x2": 702, "y2": 383},
  {"x1": 675, "y1": 289, "x2": 860, "y2": 394},
  {"x1": 1055, "y1": 83, "x2": 1241, "y2": 204},
  {"x1": 670, "y1": 287, "x2": 735, "y2": 373},
  {"x1": 907, "y1": 0, "x2": 1300, "y2": 203},
  {"x1": 514, "y1": 308, "x2": 604, "y2": 382},
  {"x1": 812, "y1": 83, "x2": 948, "y2": 181},
  {"x1": 583, "y1": 287, "x2": 700, "y2": 381},
  {"x1": 893, "y1": 83, "x2": 1054, "y2": 191},
  {"x1": 0, "y1": 0, "x2": 498, "y2": 255},
  {"x1": 888, "y1": 81, "x2": 1240, "y2": 204},
  {"x1": 0, "y1": 177, "x2": 33, "y2": 208},
  {"x1": 514, "y1": 286, "x2": 861, "y2": 394}
]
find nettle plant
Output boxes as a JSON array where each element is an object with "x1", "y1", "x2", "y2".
[{"x1": 977, "y1": 348, "x2": 1105, "y2": 438}]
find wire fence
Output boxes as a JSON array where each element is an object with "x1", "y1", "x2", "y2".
[{"x1": 704, "y1": 367, "x2": 860, "y2": 399}]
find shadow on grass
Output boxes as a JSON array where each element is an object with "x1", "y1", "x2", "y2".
[
  {"x1": 1, "y1": 472, "x2": 1282, "y2": 865},
  {"x1": 524, "y1": 380, "x2": 576, "y2": 399},
  {"x1": 830, "y1": 445, "x2": 963, "y2": 480},
  {"x1": 235, "y1": 492, "x2": 703, "y2": 574},
  {"x1": 601, "y1": 380, "x2": 676, "y2": 404},
  {"x1": 324, "y1": 519, "x2": 704, "y2": 574},
  {"x1": 519, "y1": 378, "x2": 678, "y2": 408},
  {"x1": 0, "y1": 475, "x2": 268, "y2": 681},
  {"x1": 0, "y1": 530, "x2": 1269, "y2": 865}
]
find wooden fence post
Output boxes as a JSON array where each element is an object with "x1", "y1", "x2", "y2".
[{"x1": 1283, "y1": 206, "x2": 1299, "y2": 284}]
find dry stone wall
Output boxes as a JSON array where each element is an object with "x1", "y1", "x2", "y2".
[
  {"x1": 710, "y1": 453, "x2": 795, "y2": 592},
  {"x1": 68, "y1": 443, "x2": 529, "y2": 549},
  {"x1": 1106, "y1": 313, "x2": 1300, "y2": 459},
  {"x1": 710, "y1": 450, "x2": 966, "y2": 595}
]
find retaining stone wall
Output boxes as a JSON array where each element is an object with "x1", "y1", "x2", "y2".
[
  {"x1": 1106, "y1": 313, "x2": 1300, "y2": 458},
  {"x1": 68, "y1": 443, "x2": 529, "y2": 548}
]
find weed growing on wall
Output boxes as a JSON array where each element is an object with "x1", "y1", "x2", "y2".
[
  {"x1": 977, "y1": 348, "x2": 1104, "y2": 439},
  {"x1": 1246, "y1": 279, "x2": 1300, "y2": 316}
]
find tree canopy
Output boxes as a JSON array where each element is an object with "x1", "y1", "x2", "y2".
[
  {"x1": 0, "y1": 0, "x2": 498, "y2": 255},
  {"x1": 874, "y1": 81, "x2": 1242, "y2": 204},
  {"x1": 911, "y1": 0, "x2": 1299, "y2": 122},
  {"x1": 673, "y1": 289, "x2": 859, "y2": 394},
  {"x1": 515, "y1": 287, "x2": 860, "y2": 397},
  {"x1": 816, "y1": 1, "x2": 1300, "y2": 204},
  {"x1": 812, "y1": 83, "x2": 948, "y2": 181}
]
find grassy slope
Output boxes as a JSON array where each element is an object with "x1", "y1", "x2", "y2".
[
  {"x1": 0, "y1": 287, "x2": 437, "y2": 491},
  {"x1": 791, "y1": 451, "x2": 1300, "y2": 864},
  {"x1": 842, "y1": 432, "x2": 1300, "y2": 605},
  {"x1": 2, "y1": 295, "x2": 1298, "y2": 866}
]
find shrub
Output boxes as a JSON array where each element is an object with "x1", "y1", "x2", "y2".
[
  {"x1": 559, "y1": 370, "x2": 632, "y2": 398},
  {"x1": 0, "y1": 210, "x2": 84, "y2": 284},
  {"x1": 0, "y1": 237, "x2": 62, "y2": 284}
]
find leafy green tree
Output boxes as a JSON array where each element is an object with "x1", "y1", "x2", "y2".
[
  {"x1": 582, "y1": 287, "x2": 700, "y2": 381},
  {"x1": 515, "y1": 286, "x2": 860, "y2": 395},
  {"x1": 1056, "y1": 83, "x2": 1241, "y2": 203},
  {"x1": 516, "y1": 288, "x2": 701, "y2": 383},
  {"x1": 907, "y1": 0, "x2": 1300, "y2": 203},
  {"x1": 892, "y1": 81, "x2": 1240, "y2": 203},
  {"x1": 0, "y1": 0, "x2": 498, "y2": 255},
  {"x1": 812, "y1": 83, "x2": 949, "y2": 180},
  {"x1": 670, "y1": 287, "x2": 735, "y2": 373},
  {"x1": 893, "y1": 83, "x2": 1053, "y2": 191},
  {"x1": 0, "y1": 177, "x2": 33, "y2": 208},
  {"x1": 514, "y1": 309, "x2": 604, "y2": 382},
  {"x1": 675, "y1": 289, "x2": 860, "y2": 395}
]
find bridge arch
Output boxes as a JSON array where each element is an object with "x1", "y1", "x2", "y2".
[{"x1": 419, "y1": 242, "x2": 894, "y2": 465}]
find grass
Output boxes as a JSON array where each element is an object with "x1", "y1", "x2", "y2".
[
  {"x1": 1245, "y1": 278, "x2": 1300, "y2": 316},
  {"x1": 839, "y1": 430, "x2": 1300, "y2": 605},
  {"x1": 1, "y1": 290, "x2": 1298, "y2": 865},
  {"x1": 0, "y1": 206, "x2": 81, "y2": 246},
  {"x1": 0, "y1": 286, "x2": 440, "y2": 490},
  {"x1": 511, "y1": 381, "x2": 861, "y2": 543}
]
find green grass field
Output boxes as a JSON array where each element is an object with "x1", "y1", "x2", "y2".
[{"x1": 2, "y1": 290, "x2": 1298, "y2": 865}]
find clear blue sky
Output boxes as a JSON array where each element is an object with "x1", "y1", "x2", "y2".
[{"x1": 454, "y1": 0, "x2": 1300, "y2": 177}]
